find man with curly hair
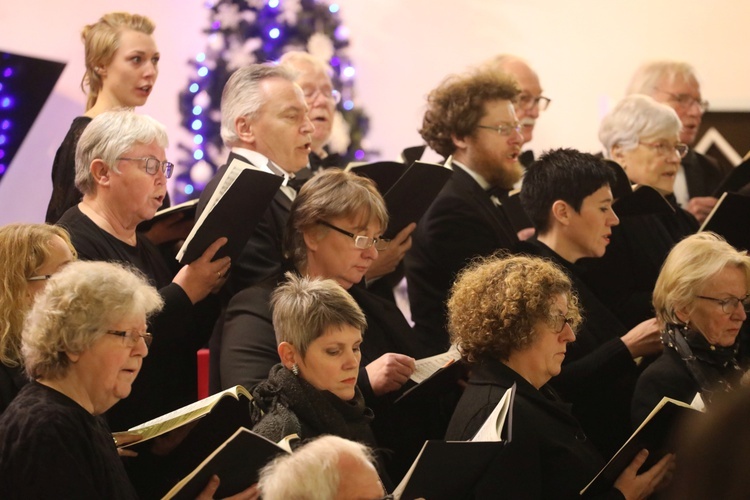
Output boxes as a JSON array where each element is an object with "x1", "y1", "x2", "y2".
[{"x1": 405, "y1": 70, "x2": 523, "y2": 353}]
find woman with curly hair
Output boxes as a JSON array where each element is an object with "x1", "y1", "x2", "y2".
[
  {"x1": 0, "y1": 224, "x2": 75, "y2": 413},
  {"x1": 444, "y1": 254, "x2": 673, "y2": 499}
]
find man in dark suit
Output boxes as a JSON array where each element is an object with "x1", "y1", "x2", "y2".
[
  {"x1": 627, "y1": 61, "x2": 732, "y2": 223},
  {"x1": 405, "y1": 70, "x2": 523, "y2": 353},
  {"x1": 197, "y1": 63, "x2": 314, "y2": 392}
]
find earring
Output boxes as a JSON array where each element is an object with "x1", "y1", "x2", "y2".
[{"x1": 291, "y1": 364, "x2": 299, "y2": 376}]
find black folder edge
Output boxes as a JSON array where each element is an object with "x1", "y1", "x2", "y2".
[
  {"x1": 346, "y1": 161, "x2": 407, "y2": 194},
  {"x1": 167, "y1": 427, "x2": 289, "y2": 499},
  {"x1": 612, "y1": 184, "x2": 675, "y2": 218},
  {"x1": 177, "y1": 168, "x2": 283, "y2": 264},
  {"x1": 381, "y1": 161, "x2": 452, "y2": 239},
  {"x1": 712, "y1": 159, "x2": 750, "y2": 197},
  {"x1": 138, "y1": 199, "x2": 199, "y2": 232},
  {"x1": 698, "y1": 192, "x2": 750, "y2": 251},
  {"x1": 393, "y1": 359, "x2": 465, "y2": 404}
]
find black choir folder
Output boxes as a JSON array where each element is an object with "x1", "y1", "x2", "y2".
[
  {"x1": 699, "y1": 192, "x2": 750, "y2": 251},
  {"x1": 348, "y1": 160, "x2": 452, "y2": 239},
  {"x1": 392, "y1": 385, "x2": 515, "y2": 500},
  {"x1": 114, "y1": 386, "x2": 255, "y2": 498},
  {"x1": 581, "y1": 396, "x2": 701, "y2": 496},
  {"x1": 163, "y1": 427, "x2": 291, "y2": 499},
  {"x1": 713, "y1": 159, "x2": 750, "y2": 197},
  {"x1": 176, "y1": 158, "x2": 283, "y2": 264},
  {"x1": 137, "y1": 199, "x2": 199, "y2": 233},
  {"x1": 613, "y1": 185, "x2": 675, "y2": 218}
]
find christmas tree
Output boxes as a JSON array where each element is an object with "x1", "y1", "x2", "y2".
[{"x1": 174, "y1": 0, "x2": 370, "y2": 201}]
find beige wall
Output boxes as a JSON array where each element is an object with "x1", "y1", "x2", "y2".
[{"x1": 2, "y1": 0, "x2": 749, "y2": 223}]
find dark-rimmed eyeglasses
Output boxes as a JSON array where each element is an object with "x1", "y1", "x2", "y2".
[
  {"x1": 476, "y1": 122, "x2": 522, "y2": 137},
  {"x1": 106, "y1": 330, "x2": 153, "y2": 348},
  {"x1": 117, "y1": 157, "x2": 174, "y2": 178},
  {"x1": 317, "y1": 220, "x2": 389, "y2": 251},
  {"x1": 517, "y1": 93, "x2": 551, "y2": 111},
  {"x1": 302, "y1": 87, "x2": 342, "y2": 105},
  {"x1": 27, "y1": 274, "x2": 53, "y2": 282},
  {"x1": 655, "y1": 89, "x2": 709, "y2": 112},
  {"x1": 549, "y1": 313, "x2": 575, "y2": 335},
  {"x1": 638, "y1": 141, "x2": 689, "y2": 159},
  {"x1": 696, "y1": 294, "x2": 750, "y2": 315}
]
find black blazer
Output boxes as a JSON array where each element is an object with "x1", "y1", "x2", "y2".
[
  {"x1": 445, "y1": 358, "x2": 623, "y2": 499},
  {"x1": 405, "y1": 165, "x2": 518, "y2": 354}
]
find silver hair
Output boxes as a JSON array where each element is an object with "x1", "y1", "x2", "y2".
[
  {"x1": 258, "y1": 435, "x2": 378, "y2": 500},
  {"x1": 278, "y1": 51, "x2": 333, "y2": 79},
  {"x1": 74, "y1": 109, "x2": 168, "y2": 195},
  {"x1": 598, "y1": 94, "x2": 682, "y2": 158},
  {"x1": 22, "y1": 260, "x2": 163, "y2": 380},
  {"x1": 219, "y1": 63, "x2": 295, "y2": 147},
  {"x1": 626, "y1": 60, "x2": 699, "y2": 96},
  {"x1": 271, "y1": 273, "x2": 366, "y2": 357}
]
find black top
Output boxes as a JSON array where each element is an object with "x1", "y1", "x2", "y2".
[
  {"x1": 0, "y1": 382, "x2": 137, "y2": 499},
  {"x1": 57, "y1": 206, "x2": 218, "y2": 430},
  {"x1": 631, "y1": 325, "x2": 746, "y2": 427},
  {"x1": 405, "y1": 166, "x2": 519, "y2": 354},
  {"x1": 0, "y1": 363, "x2": 27, "y2": 416},
  {"x1": 516, "y1": 238, "x2": 640, "y2": 457},
  {"x1": 445, "y1": 358, "x2": 624, "y2": 500},
  {"x1": 46, "y1": 116, "x2": 92, "y2": 223},
  {"x1": 577, "y1": 197, "x2": 698, "y2": 329}
]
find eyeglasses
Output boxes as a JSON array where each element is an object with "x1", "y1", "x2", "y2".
[
  {"x1": 549, "y1": 313, "x2": 575, "y2": 335},
  {"x1": 302, "y1": 87, "x2": 342, "y2": 105},
  {"x1": 317, "y1": 220, "x2": 390, "y2": 251},
  {"x1": 476, "y1": 122, "x2": 522, "y2": 137},
  {"x1": 638, "y1": 141, "x2": 689, "y2": 159},
  {"x1": 27, "y1": 274, "x2": 53, "y2": 282},
  {"x1": 106, "y1": 330, "x2": 153, "y2": 348},
  {"x1": 517, "y1": 93, "x2": 551, "y2": 111},
  {"x1": 117, "y1": 157, "x2": 174, "y2": 179},
  {"x1": 655, "y1": 89, "x2": 709, "y2": 112},
  {"x1": 696, "y1": 294, "x2": 750, "y2": 315}
]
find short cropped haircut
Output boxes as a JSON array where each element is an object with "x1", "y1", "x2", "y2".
[
  {"x1": 521, "y1": 148, "x2": 617, "y2": 234},
  {"x1": 0, "y1": 224, "x2": 76, "y2": 367},
  {"x1": 22, "y1": 260, "x2": 163, "y2": 380},
  {"x1": 285, "y1": 169, "x2": 388, "y2": 270},
  {"x1": 75, "y1": 110, "x2": 168, "y2": 195},
  {"x1": 271, "y1": 273, "x2": 366, "y2": 357},
  {"x1": 420, "y1": 70, "x2": 520, "y2": 158},
  {"x1": 80, "y1": 12, "x2": 156, "y2": 111},
  {"x1": 259, "y1": 435, "x2": 378, "y2": 500},
  {"x1": 626, "y1": 60, "x2": 699, "y2": 96},
  {"x1": 653, "y1": 232, "x2": 750, "y2": 326},
  {"x1": 220, "y1": 63, "x2": 295, "y2": 147},
  {"x1": 599, "y1": 94, "x2": 682, "y2": 158},
  {"x1": 448, "y1": 254, "x2": 581, "y2": 363}
]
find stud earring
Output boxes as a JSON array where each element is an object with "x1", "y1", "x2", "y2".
[{"x1": 291, "y1": 364, "x2": 299, "y2": 376}]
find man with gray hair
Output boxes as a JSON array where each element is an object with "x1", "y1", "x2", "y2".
[
  {"x1": 484, "y1": 54, "x2": 550, "y2": 167},
  {"x1": 627, "y1": 61, "x2": 732, "y2": 222},
  {"x1": 258, "y1": 435, "x2": 386, "y2": 500}
]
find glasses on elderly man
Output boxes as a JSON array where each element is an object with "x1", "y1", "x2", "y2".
[
  {"x1": 107, "y1": 330, "x2": 153, "y2": 348},
  {"x1": 517, "y1": 93, "x2": 551, "y2": 111},
  {"x1": 638, "y1": 141, "x2": 689, "y2": 159},
  {"x1": 696, "y1": 294, "x2": 750, "y2": 315},
  {"x1": 317, "y1": 220, "x2": 390, "y2": 251},
  {"x1": 117, "y1": 157, "x2": 174, "y2": 179},
  {"x1": 476, "y1": 122, "x2": 522, "y2": 137},
  {"x1": 302, "y1": 87, "x2": 342, "y2": 105},
  {"x1": 655, "y1": 89, "x2": 709, "y2": 112}
]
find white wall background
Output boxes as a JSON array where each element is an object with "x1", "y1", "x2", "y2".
[{"x1": 2, "y1": 0, "x2": 749, "y2": 224}]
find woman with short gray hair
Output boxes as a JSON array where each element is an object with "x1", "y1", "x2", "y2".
[{"x1": 0, "y1": 260, "x2": 162, "y2": 498}]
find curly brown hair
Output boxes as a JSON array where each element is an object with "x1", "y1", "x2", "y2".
[
  {"x1": 419, "y1": 70, "x2": 519, "y2": 158},
  {"x1": 447, "y1": 253, "x2": 582, "y2": 363}
]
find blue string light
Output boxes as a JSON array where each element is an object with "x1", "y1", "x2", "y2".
[
  {"x1": 329, "y1": 4, "x2": 339, "y2": 13},
  {"x1": 184, "y1": 184, "x2": 194, "y2": 195},
  {"x1": 269, "y1": 28, "x2": 280, "y2": 39},
  {"x1": 189, "y1": 83, "x2": 200, "y2": 93}
]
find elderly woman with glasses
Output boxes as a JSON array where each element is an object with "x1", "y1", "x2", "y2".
[
  {"x1": 56, "y1": 110, "x2": 230, "y2": 436},
  {"x1": 632, "y1": 232, "x2": 750, "y2": 427},
  {"x1": 0, "y1": 224, "x2": 76, "y2": 414},
  {"x1": 0, "y1": 260, "x2": 162, "y2": 498},
  {"x1": 445, "y1": 254, "x2": 673, "y2": 499},
  {"x1": 580, "y1": 94, "x2": 700, "y2": 330}
]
